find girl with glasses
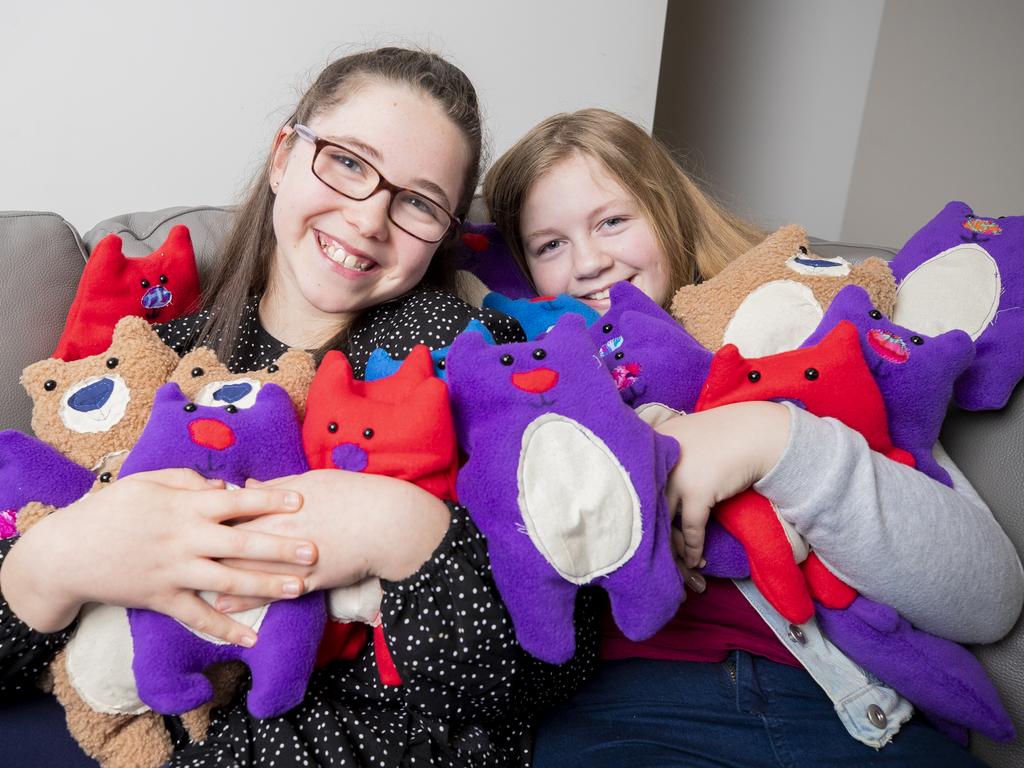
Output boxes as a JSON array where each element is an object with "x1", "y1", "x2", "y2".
[
  {"x1": 0, "y1": 48, "x2": 592, "y2": 768},
  {"x1": 483, "y1": 108, "x2": 1022, "y2": 767}
]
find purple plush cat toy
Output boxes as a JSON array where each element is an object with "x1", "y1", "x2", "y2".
[
  {"x1": 446, "y1": 314, "x2": 683, "y2": 664},
  {"x1": 0, "y1": 430, "x2": 96, "y2": 537},
  {"x1": 588, "y1": 281, "x2": 713, "y2": 419},
  {"x1": 801, "y1": 285, "x2": 974, "y2": 486},
  {"x1": 889, "y1": 201, "x2": 1023, "y2": 411},
  {"x1": 700, "y1": 532, "x2": 1013, "y2": 743},
  {"x1": 118, "y1": 382, "x2": 325, "y2": 718}
]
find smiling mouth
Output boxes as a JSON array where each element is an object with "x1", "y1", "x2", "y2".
[
  {"x1": 316, "y1": 231, "x2": 377, "y2": 272},
  {"x1": 578, "y1": 276, "x2": 636, "y2": 302}
]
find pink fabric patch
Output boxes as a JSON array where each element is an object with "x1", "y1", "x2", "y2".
[{"x1": 0, "y1": 508, "x2": 19, "y2": 539}]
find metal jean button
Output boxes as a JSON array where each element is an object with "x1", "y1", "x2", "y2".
[
  {"x1": 787, "y1": 624, "x2": 807, "y2": 644},
  {"x1": 867, "y1": 704, "x2": 888, "y2": 729}
]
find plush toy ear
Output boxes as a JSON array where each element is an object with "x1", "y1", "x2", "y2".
[
  {"x1": 315, "y1": 350, "x2": 357, "y2": 396},
  {"x1": 462, "y1": 319, "x2": 495, "y2": 344},
  {"x1": 152, "y1": 381, "x2": 189, "y2": 409},
  {"x1": 161, "y1": 224, "x2": 194, "y2": 260},
  {"x1": 87, "y1": 232, "x2": 128, "y2": 272},
  {"x1": 395, "y1": 345, "x2": 435, "y2": 382},
  {"x1": 608, "y1": 281, "x2": 664, "y2": 317}
]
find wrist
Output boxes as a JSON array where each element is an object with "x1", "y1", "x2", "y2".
[{"x1": 1, "y1": 513, "x2": 82, "y2": 632}]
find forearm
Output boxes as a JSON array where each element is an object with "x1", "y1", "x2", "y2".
[
  {"x1": 757, "y1": 402, "x2": 1024, "y2": 643},
  {"x1": 362, "y1": 477, "x2": 452, "y2": 582}
]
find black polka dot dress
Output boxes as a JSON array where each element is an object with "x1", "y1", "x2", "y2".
[{"x1": 0, "y1": 286, "x2": 598, "y2": 767}]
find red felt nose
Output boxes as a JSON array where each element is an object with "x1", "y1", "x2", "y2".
[
  {"x1": 512, "y1": 368, "x2": 559, "y2": 393},
  {"x1": 188, "y1": 418, "x2": 236, "y2": 450}
]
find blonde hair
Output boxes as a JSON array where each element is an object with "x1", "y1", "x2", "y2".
[{"x1": 483, "y1": 108, "x2": 762, "y2": 303}]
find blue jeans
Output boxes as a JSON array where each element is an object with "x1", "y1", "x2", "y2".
[
  {"x1": 0, "y1": 688, "x2": 101, "y2": 767},
  {"x1": 533, "y1": 654, "x2": 985, "y2": 768}
]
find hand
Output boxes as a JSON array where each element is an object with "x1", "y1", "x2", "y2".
[
  {"x1": 0, "y1": 468, "x2": 318, "y2": 646},
  {"x1": 656, "y1": 401, "x2": 790, "y2": 568},
  {"x1": 671, "y1": 527, "x2": 707, "y2": 594},
  {"x1": 211, "y1": 470, "x2": 450, "y2": 614}
]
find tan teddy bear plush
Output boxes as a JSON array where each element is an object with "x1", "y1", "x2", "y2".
[
  {"x1": 38, "y1": 345, "x2": 316, "y2": 768},
  {"x1": 670, "y1": 224, "x2": 896, "y2": 355},
  {"x1": 170, "y1": 346, "x2": 316, "y2": 418}
]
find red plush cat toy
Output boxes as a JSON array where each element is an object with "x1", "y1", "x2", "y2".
[
  {"x1": 696, "y1": 320, "x2": 915, "y2": 623},
  {"x1": 302, "y1": 345, "x2": 459, "y2": 684},
  {"x1": 53, "y1": 224, "x2": 201, "y2": 361}
]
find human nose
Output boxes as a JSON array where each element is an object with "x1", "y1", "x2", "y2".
[
  {"x1": 343, "y1": 189, "x2": 391, "y2": 240},
  {"x1": 572, "y1": 238, "x2": 614, "y2": 280}
]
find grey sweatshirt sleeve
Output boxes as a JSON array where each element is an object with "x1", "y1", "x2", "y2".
[{"x1": 753, "y1": 402, "x2": 1024, "y2": 644}]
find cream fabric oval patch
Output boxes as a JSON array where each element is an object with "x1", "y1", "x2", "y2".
[
  {"x1": 722, "y1": 280, "x2": 824, "y2": 356},
  {"x1": 518, "y1": 413, "x2": 642, "y2": 584},
  {"x1": 66, "y1": 603, "x2": 148, "y2": 715},
  {"x1": 893, "y1": 243, "x2": 1000, "y2": 340}
]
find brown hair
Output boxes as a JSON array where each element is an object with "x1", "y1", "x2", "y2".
[
  {"x1": 197, "y1": 47, "x2": 483, "y2": 361},
  {"x1": 484, "y1": 108, "x2": 762, "y2": 304}
]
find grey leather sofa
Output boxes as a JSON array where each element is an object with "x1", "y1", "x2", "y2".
[{"x1": 0, "y1": 206, "x2": 1020, "y2": 766}]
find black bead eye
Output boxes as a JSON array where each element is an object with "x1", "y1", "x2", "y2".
[
  {"x1": 437, "y1": 358, "x2": 446, "y2": 370},
  {"x1": 190, "y1": 367, "x2": 204, "y2": 377},
  {"x1": 224, "y1": 404, "x2": 238, "y2": 414},
  {"x1": 140, "y1": 279, "x2": 150, "y2": 288},
  {"x1": 267, "y1": 364, "x2": 279, "y2": 373},
  {"x1": 99, "y1": 472, "x2": 112, "y2": 483},
  {"x1": 500, "y1": 354, "x2": 514, "y2": 366},
  {"x1": 805, "y1": 368, "x2": 820, "y2": 381},
  {"x1": 328, "y1": 422, "x2": 338, "y2": 433},
  {"x1": 44, "y1": 379, "x2": 57, "y2": 391},
  {"x1": 747, "y1": 371, "x2": 761, "y2": 383},
  {"x1": 602, "y1": 323, "x2": 613, "y2": 334},
  {"x1": 362, "y1": 428, "x2": 374, "y2": 439},
  {"x1": 910, "y1": 335, "x2": 924, "y2": 346},
  {"x1": 532, "y1": 348, "x2": 547, "y2": 360},
  {"x1": 869, "y1": 309, "x2": 882, "y2": 320},
  {"x1": 158, "y1": 274, "x2": 168, "y2": 284},
  {"x1": 184, "y1": 403, "x2": 197, "y2": 412},
  {"x1": 799, "y1": 245, "x2": 808, "y2": 254},
  {"x1": 106, "y1": 357, "x2": 119, "y2": 369},
  {"x1": 614, "y1": 351, "x2": 625, "y2": 360}
]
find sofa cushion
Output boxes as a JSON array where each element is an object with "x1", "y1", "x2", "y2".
[{"x1": 0, "y1": 212, "x2": 86, "y2": 434}]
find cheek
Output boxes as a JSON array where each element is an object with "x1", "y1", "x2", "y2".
[{"x1": 528, "y1": 259, "x2": 571, "y2": 296}]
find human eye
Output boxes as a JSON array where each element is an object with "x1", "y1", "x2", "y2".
[
  {"x1": 397, "y1": 191, "x2": 443, "y2": 223},
  {"x1": 599, "y1": 215, "x2": 627, "y2": 230},
  {"x1": 323, "y1": 147, "x2": 366, "y2": 178},
  {"x1": 534, "y1": 239, "x2": 564, "y2": 257}
]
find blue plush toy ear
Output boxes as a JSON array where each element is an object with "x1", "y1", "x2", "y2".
[{"x1": 462, "y1": 318, "x2": 496, "y2": 345}]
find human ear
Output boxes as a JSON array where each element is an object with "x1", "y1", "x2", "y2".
[{"x1": 269, "y1": 126, "x2": 294, "y2": 193}]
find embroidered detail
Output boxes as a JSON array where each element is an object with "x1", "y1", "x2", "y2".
[
  {"x1": 962, "y1": 217, "x2": 1002, "y2": 237},
  {"x1": 867, "y1": 329, "x2": 910, "y2": 364},
  {"x1": 599, "y1": 335, "x2": 624, "y2": 358},
  {"x1": 0, "y1": 508, "x2": 17, "y2": 538},
  {"x1": 611, "y1": 361, "x2": 641, "y2": 391},
  {"x1": 141, "y1": 284, "x2": 173, "y2": 310}
]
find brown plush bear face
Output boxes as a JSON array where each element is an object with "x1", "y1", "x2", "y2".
[
  {"x1": 170, "y1": 347, "x2": 316, "y2": 418},
  {"x1": 20, "y1": 316, "x2": 180, "y2": 469}
]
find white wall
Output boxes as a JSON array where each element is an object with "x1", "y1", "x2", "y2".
[
  {"x1": 654, "y1": 0, "x2": 885, "y2": 240},
  {"x1": 841, "y1": 0, "x2": 1024, "y2": 246},
  {"x1": 0, "y1": 1, "x2": 667, "y2": 231}
]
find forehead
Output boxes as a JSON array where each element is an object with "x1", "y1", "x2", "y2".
[
  {"x1": 523, "y1": 153, "x2": 631, "y2": 223},
  {"x1": 309, "y1": 81, "x2": 470, "y2": 204}
]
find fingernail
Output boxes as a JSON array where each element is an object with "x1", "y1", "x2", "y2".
[
  {"x1": 283, "y1": 492, "x2": 301, "y2": 510},
  {"x1": 699, "y1": 558, "x2": 707, "y2": 569},
  {"x1": 240, "y1": 633, "x2": 257, "y2": 648},
  {"x1": 206, "y1": 477, "x2": 224, "y2": 487},
  {"x1": 686, "y1": 573, "x2": 707, "y2": 593},
  {"x1": 296, "y1": 545, "x2": 314, "y2": 563},
  {"x1": 214, "y1": 596, "x2": 232, "y2": 612},
  {"x1": 282, "y1": 580, "x2": 302, "y2": 596}
]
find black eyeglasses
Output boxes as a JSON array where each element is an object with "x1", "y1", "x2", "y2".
[{"x1": 292, "y1": 124, "x2": 459, "y2": 243}]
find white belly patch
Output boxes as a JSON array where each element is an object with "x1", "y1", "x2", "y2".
[
  {"x1": 517, "y1": 413, "x2": 642, "y2": 584},
  {"x1": 722, "y1": 280, "x2": 824, "y2": 356}
]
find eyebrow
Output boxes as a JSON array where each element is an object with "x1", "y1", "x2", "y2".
[
  {"x1": 321, "y1": 133, "x2": 454, "y2": 211},
  {"x1": 524, "y1": 200, "x2": 632, "y2": 241}
]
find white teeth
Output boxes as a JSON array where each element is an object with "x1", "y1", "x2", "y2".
[
  {"x1": 317, "y1": 233, "x2": 373, "y2": 272},
  {"x1": 583, "y1": 288, "x2": 610, "y2": 301}
]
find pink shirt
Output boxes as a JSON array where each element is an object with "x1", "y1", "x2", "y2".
[{"x1": 600, "y1": 577, "x2": 800, "y2": 666}]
